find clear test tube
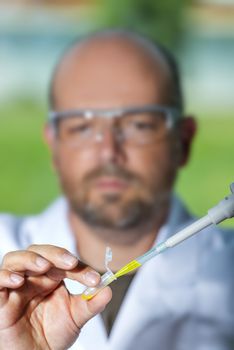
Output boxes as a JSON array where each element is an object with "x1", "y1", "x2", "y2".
[{"x1": 82, "y1": 270, "x2": 116, "y2": 300}]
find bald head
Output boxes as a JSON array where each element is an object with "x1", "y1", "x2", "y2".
[{"x1": 49, "y1": 30, "x2": 183, "y2": 113}]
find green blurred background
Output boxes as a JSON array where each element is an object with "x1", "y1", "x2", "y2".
[{"x1": 0, "y1": 0, "x2": 233, "y2": 227}]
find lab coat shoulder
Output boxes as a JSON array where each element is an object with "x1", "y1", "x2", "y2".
[
  {"x1": 0, "y1": 197, "x2": 74, "y2": 262},
  {"x1": 197, "y1": 223, "x2": 234, "y2": 279},
  {"x1": 0, "y1": 213, "x2": 25, "y2": 261},
  {"x1": 193, "y1": 224, "x2": 234, "y2": 346}
]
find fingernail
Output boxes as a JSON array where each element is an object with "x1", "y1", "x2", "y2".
[
  {"x1": 36, "y1": 257, "x2": 49, "y2": 268},
  {"x1": 10, "y1": 273, "x2": 24, "y2": 284},
  {"x1": 62, "y1": 253, "x2": 78, "y2": 266},
  {"x1": 84, "y1": 271, "x2": 100, "y2": 285}
]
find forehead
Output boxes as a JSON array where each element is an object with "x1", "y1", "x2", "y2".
[{"x1": 52, "y1": 36, "x2": 171, "y2": 110}]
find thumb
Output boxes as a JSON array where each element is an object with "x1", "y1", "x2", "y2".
[{"x1": 70, "y1": 287, "x2": 112, "y2": 330}]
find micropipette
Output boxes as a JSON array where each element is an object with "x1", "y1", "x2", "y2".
[{"x1": 82, "y1": 183, "x2": 234, "y2": 300}]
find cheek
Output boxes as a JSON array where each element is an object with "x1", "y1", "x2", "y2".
[
  {"x1": 126, "y1": 142, "x2": 177, "y2": 188},
  {"x1": 53, "y1": 147, "x2": 99, "y2": 186}
]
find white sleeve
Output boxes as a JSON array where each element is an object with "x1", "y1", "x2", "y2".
[{"x1": 0, "y1": 214, "x2": 24, "y2": 262}]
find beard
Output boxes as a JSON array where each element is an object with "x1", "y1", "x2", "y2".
[
  {"x1": 74, "y1": 193, "x2": 160, "y2": 230},
  {"x1": 65, "y1": 162, "x2": 172, "y2": 231}
]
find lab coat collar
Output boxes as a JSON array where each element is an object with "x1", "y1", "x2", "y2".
[{"x1": 108, "y1": 195, "x2": 197, "y2": 349}]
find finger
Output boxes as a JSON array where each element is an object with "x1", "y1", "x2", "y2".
[
  {"x1": 0, "y1": 270, "x2": 25, "y2": 290},
  {"x1": 28, "y1": 245, "x2": 79, "y2": 270},
  {"x1": 71, "y1": 287, "x2": 112, "y2": 330},
  {"x1": 46, "y1": 263, "x2": 101, "y2": 287},
  {"x1": 28, "y1": 245, "x2": 101, "y2": 286},
  {"x1": 1, "y1": 250, "x2": 51, "y2": 275},
  {"x1": 86, "y1": 286, "x2": 112, "y2": 315}
]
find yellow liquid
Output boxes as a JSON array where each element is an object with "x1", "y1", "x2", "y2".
[
  {"x1": 114, "y1": 260, "x2": 141, "y2": 278},
  {"x1": 81, "y1": 260, "x2": 141, "y2": 300},
  {"x1": 82, "y1": 294, "x2": 94, "y2": 301}
]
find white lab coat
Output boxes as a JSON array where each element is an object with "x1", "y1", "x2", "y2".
[{"x1": 0, "y1": 196, "x2": 234, "y2": 350}]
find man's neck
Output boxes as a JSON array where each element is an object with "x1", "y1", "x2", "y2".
[{"x1": 68, "y1": 206, "x2": 169, "y2": 272}]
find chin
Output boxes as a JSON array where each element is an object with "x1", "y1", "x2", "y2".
[{"x1": 73, "y1": 195, "x2": 156, "y2": 231}]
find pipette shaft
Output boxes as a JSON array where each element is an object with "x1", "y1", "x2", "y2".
[
  {"x1": 133, "y1": 184, "x2": 234, "y2": 265},
  {"x1": 136, "y1": 215, "x2": 212, "y2": 265},
  {"x1": 82, "y1": 183, "x2": 234, "y2": 300}
]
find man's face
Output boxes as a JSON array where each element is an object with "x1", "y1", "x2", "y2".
[{"x1": 47, "y1": 39, "x2": 188, "y2": 230}]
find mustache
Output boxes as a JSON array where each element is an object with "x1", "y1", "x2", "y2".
[{"x1": 84, "y1": 163, "x2": 142, "y2": 184}]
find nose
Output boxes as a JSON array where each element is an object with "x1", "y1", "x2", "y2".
[{"x1": 95, "y1": 124, "x2": 122, "y2": 163}]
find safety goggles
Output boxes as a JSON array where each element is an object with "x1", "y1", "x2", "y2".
[{"x1": 48, "y1": 105, "x2": 181, "y2": 147}]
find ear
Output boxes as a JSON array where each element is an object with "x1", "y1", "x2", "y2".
[
  {"x1": 43, "y1": 123, "x2": 56, "y2": 151},
  {"x1": 177, "y1": 116, "x2": 197, "y2": 167},
  {"x1": 43, "y1": 123, "x2": 60, "y2": 172}
]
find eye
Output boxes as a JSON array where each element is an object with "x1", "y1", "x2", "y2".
[
  {"x1": 124, "y1": 112, "x2": 163, "y2": 133},
  {"x1": 133, "y1": 121, "x2": 156, "y2": 130},
  {"x1": 63, "y1": 116, "x2": 94, "y2": 136},
  {"x1": 68, "y1": 123, "x2": 91, "y2": 134}
]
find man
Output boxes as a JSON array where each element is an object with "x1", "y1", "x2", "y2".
[{"x1": 0, "y1": 30, "x2": 233, "y2": 350}]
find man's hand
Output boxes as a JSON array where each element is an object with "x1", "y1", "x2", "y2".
[{"x1": 0, "y1": 245, "x2": 112, "y2": 350}]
